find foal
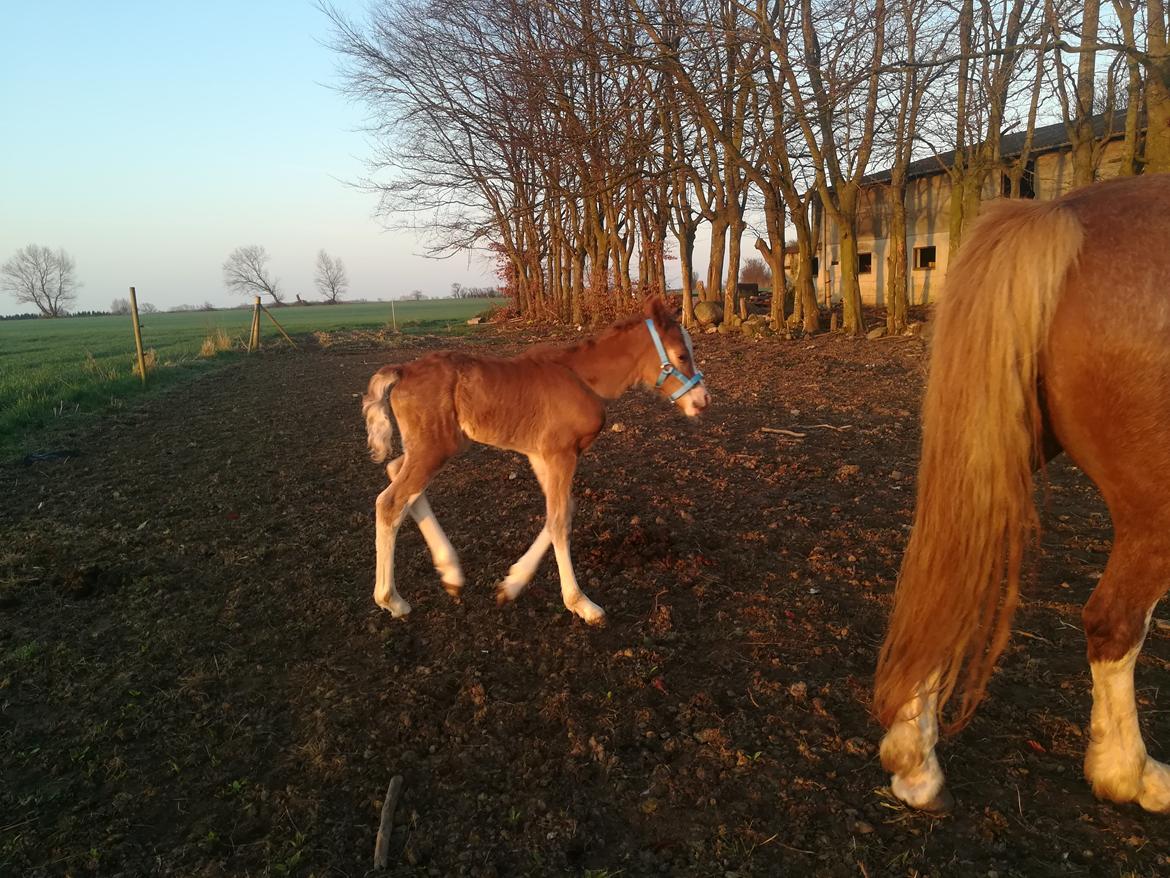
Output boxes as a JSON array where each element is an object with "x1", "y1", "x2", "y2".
[{"x1": 361, "y1": 297, "x2": 709, "y2": 623}]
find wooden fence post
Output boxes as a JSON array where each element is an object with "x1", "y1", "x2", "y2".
[
  {"x1": 260, "y1": 304, "x2": 298, "y2": 348},
  {"x1": 390, "y1": 299, "x2": 397, "y2": 332},
  {"x1": 129, "y1": 286, "x2": 147, "y2": 384},
  {"x1": 249, "y1": 296, "x2": 261, "y2": 351}
]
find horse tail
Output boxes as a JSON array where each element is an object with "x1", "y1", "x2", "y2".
[
  {"x1": 874, "y1": 197, "x2": 1085, "y2": 733},
  {"x1": 362, "y1": 365, "x2": 402, "y2": 463}
]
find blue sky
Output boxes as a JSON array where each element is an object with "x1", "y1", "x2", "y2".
[{"x1": 0, "y1": 1, "x2": 496, "y2": 314}]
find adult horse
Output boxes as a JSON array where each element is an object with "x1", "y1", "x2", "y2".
[
  {"x1": 360, "y1": 296, "x2": 709, "y2": 624},
  {"x1": 875, "y1": 174, "x2": 1170, "y2": 813}
]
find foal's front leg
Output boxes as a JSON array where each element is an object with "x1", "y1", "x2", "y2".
[{"x1": 532, "y1": 452, "x2": 604, "y2": 624}]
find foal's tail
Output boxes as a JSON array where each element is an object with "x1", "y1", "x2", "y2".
[
  {"x1": 362, "y1": 365, "x2": 402, "y2": 463},
  {"x1": 874, "y1": 198, "x2": 1085, "y2": 733}
]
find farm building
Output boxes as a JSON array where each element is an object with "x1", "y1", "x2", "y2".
[{"x1": 813, "y1": 111, "x2": 1141, "y2": 307}]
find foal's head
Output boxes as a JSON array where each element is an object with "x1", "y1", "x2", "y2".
[{"x1": 639, "y1": 297, "x2": 710, "y2": 416}]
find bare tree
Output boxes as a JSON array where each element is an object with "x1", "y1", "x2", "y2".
[
  {"x1": 315, "y1": 249, "x2": 349, "y2": 303},
  {"x1": 2, "y1": 245, "x2": 79, "y2": 317},
  {"x1": 223, "y1": 245, "x2": 283, "y2": 304},
  {"x1": 739, "y1": 256, "x2": 771, "y2": 286},
  {"x1": 110, "y1": 297, "x2": 131, "y2": 315}
]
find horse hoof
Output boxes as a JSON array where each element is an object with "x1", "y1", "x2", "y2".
[
  {"x1": 376, "y1": 598, "x2": 412, "y2": 618},
  {"x1": 571, "y1": 600, "x2": 606, "y2": 625},
  {"x1": 442, "y1": 580, "x2": 463, "y2": 601},
  {"x1": 496, "y1": 579, "x2": 526, "y2": 605},
  {"x1": 911, "y1": 786, "x2": 954, "y2": 814}
]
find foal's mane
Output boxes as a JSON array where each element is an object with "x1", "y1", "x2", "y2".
[{"x1": 522, "y1": 309, "x2": 667, "y2": 364}]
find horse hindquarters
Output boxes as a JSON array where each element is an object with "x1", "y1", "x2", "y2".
[
  {"x1": 874, "y1": 195, "x2": 1086, "y2": 809},
  {"x1": 1039, "y1": 195, "x2": 1170, "y2": 811}
]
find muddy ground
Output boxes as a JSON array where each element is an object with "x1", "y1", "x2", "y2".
[{"x1": 2, "y1": 323, "x2": 1168, "y2": 878}]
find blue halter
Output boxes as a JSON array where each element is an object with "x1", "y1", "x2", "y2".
[{"x1": 645, "y1": 318, "x2": 704, "y2": 402}]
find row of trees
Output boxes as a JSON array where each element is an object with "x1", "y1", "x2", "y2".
[
  {"x1": 328, "y1": 0, "x2": 1170, "y2": 334},
  {"x1": 222, "y1": 246, "x2": 350, "y2": 305}
]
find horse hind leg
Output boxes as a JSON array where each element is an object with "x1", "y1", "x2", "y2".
[
  {"x1": 373, "y1": 454, "x2": 442, "y2": 618},
  {"x1": 1082, "y1": 533, "x2": 1170, "y2": 812},
  {"x1": 879, "y1": 673, "x2": 953, "y2": 812},
  {"x1": 385, "y1": 457, "x2": 465, "y2": 601}
]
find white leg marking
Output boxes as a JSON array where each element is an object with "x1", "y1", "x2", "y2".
[
  {"x1": 552, "y1": 533, "x2": 604, "y2": 624},
  {"x1": 881, "y1": 676, "x2": 948, "y2": 810},
  {"x1": 1083, "y1": 624, "x2": 1170, "y2": 811},
  {"x1": 498, "y1": 527, "x2": 552, "y2": 602},
  {"x1": 409, "y1": 493, "x2": 464, "y2": 595},
  {"x1": 373, "y1": 488, "x2": 414, "y2": 618}
]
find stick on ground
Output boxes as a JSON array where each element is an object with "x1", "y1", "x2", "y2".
[{"x1": 373, "y1": 775, "x2": 404, "y2": 870}]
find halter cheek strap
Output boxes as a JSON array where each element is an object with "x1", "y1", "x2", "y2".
[{"x1": 645, "y1": 319, "x2": 704, "y2": 402}]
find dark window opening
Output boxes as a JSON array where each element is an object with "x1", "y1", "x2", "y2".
[
  {"x1": 857, "y1": 252, "x2": 873, "y2": 274},
  {"x1": 913, "y1": 245, "x2": 937, "y2": 271},
  {"x1": 810, "y1": 256, "x2": 820, "y2": 275},
  {"x1": 1001, "y1": 159, "x2": 1037, "y2": 199}
]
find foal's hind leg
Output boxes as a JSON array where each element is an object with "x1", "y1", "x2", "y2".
[
  {"x1": 1082, "y1": 531, "x2": 1170, "y2": 812},
  {"x1": 531, "y1": 452, "x2": 604, "y2": 624},
  {"x1": 373, "y1": 454, "x2": 443, "y2": 617},
  {"x1": 386, "y1": 457, "x2": 465, "y2": 599}
]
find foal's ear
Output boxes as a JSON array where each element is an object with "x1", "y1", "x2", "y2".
[{"x1": 642, "y1": 294, "x2": 674, "y2": 327}]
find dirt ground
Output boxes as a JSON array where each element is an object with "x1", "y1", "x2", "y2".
[{"x1": 2, "y1": 323, "x2": 1169, "y2": 878}]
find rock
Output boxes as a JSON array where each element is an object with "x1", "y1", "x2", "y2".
[
  {"x1": 717, "y1": 323, "x2": 732, "y2": 335},
  {"x1": 866, "y1": 325, "x2": 887, "y2": 340},
  {"x1": 611, "y1": 422, "x2": 625, "y2": 433},
  {"x1": 694, "y1": 300, "x2": 724, "y2": 326},
  {"x1": 728, "y1": 313, "x2": 743, "y2": 328}
]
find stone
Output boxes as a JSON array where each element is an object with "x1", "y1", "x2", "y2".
[
  {"x1": 866, "y1": 325, "x2": 887, "y2": 340},
  {"x1": 693, "y1": 300, "x2": 724, "y2": 326}
]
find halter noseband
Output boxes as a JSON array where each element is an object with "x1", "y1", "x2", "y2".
[{"x1": 645, "y1": 318, "x2": 704, "y2": 402}]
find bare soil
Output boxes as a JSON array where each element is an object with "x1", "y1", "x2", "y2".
[{"x1": 2, "y1": 325, "x2": 1168, "y2": 877}]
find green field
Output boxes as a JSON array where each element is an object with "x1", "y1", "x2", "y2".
[{"x1": 0, "y1": 299, "x2": 501, "y2": 458}]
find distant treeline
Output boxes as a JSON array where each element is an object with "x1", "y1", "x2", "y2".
[{"x1": 1, "y1": 290, "x2": 501, "y2": 320}]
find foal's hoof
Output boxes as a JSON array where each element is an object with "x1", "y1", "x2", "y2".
[
  {"x1": 442, "y1": 580, "x2": 464, "y2": 602},
  {"x1": 376, "y1": 597, "x2": 412, "y2": 618},
  {"x1": 495, "y1": 578, "x2": 527, "y2": 606},
  {"x1": 569, "y1": 598, "x2": 606, "y2": 625}
]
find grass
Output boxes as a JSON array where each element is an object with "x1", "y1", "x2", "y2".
[{"x1": 0, "y1": 298, "x2": 501, "y2": 459}]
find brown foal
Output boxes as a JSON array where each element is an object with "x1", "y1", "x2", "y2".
[
  {"x1": 874, "y1": 175, "x2": 1170, "y2": 813},
  {"x1": 361, "y1": 297, "x2": 709, "y2": 624}
]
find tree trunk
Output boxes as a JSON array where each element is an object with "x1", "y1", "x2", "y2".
[
  {"x1": 706, "y1": 216, "x2": 727, "y2": 302},
  {"x1": 1146, "y1": 1, "x2": 1170, "y2": 172},
  {"x1": 885, "y1": 177, "x2": 909, "y2": 334}
]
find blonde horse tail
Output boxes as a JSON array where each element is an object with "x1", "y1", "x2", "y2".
[
  {"x1": 362, "y1": 365, "x2": 402, "y2": 463},
  {"x1": 874, "y1": 198, "x2": 1085, "y2": 734}
]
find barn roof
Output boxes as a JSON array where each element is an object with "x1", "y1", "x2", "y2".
[{"x1": 863, "y1": 109, "x2": 1137, "y2": 185}]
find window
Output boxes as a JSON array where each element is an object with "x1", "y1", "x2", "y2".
[
  {"x1": 810, "y1": 256, "x2": 820, "y2": 276},
  {"x1": 913, "y1": 245, "x2": 937, "y2": 271},
  {"x1": 857, "y1": 252, "x2": 873, "y2": 274},
  {"x1": 1001, "y1": 159, "x2": 1037, "y2": 199}
]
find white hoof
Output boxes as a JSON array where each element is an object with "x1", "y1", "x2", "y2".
[
  {"x1": 568, "y1": 596, "x2": 606, "y2": 625},
  {"x1": 376, "y1": 595, "x2": 412, "y2": 618},
  {"x1": 496, "y1": 575, "x2": 529, "y2": 605},
  {"x1": 1138, "y1": 759, "x2": 1170, "y2": 813}
]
